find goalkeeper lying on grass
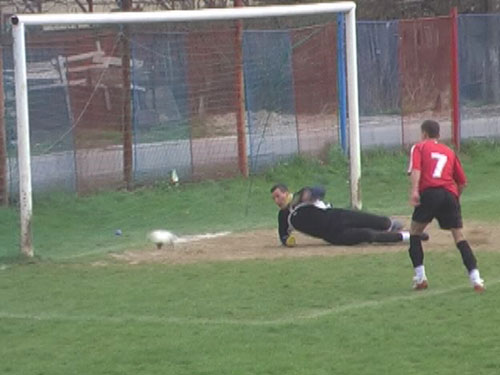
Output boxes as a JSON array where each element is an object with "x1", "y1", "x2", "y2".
[{"x1": 270, "y1": 183, "x2": 428, "y2": 247}]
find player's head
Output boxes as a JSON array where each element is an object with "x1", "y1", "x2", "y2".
[
  {"x1": 270, "y1": 183, "x2": 292, "y2": 209},
  {"x1": 421, "y1": 120, "x2": 440, "y2": 139}
]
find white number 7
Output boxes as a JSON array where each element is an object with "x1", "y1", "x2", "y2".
[{"x1": 431, "y1": 152, "x2": 448, "y2": 178}]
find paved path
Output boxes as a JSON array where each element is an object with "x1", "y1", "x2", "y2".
[{"x1": 7, "y1": 115, "x2": 500, "y2": 193}]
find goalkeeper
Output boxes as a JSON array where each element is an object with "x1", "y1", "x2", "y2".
[{"x1": 270, "y1": 184, "x2": 427, "y2": 247}]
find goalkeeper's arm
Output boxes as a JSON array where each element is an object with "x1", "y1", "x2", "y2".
[
  {"x1": 291, "y1": 186, "x2": 327, "y2": 207},
  {"x1": 309, "y1": 186, "x2": 326, "y2": 200},
  {"x1": 278, "y1": 209, "x2": 295, "y2": 247}
]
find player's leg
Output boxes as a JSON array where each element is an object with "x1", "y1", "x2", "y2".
[
  {"x1": 451, "y1": 228, "x2": 484, "y2": 292},
  {"x1": 408, "y1": 188, "x2": 438, "y2": 290},
  {"x1": 325, "y1": 228, "x2": 408, "y2": 246},
  {"x1": 337, "y1": 209, "x2": 393, "y2": 231},
  {"x1": 437, "y1": 193, "x2": 484, "y2": 292},
  {"x1": 409, "y1": 220, "x2": 429, "y2": 289},
  {"x1": 451, "y1": 228, "x2": 477, "y2": 271}
]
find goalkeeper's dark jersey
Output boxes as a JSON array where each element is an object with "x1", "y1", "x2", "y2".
[
  {"x1": 278, "y1": 205, "x2": 336, "y2": 245},
  {"x1": 277, "y1": 203, "x2": 398, "y2": 246}
]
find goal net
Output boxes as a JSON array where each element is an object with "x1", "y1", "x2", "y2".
[{"x1": 9, "y1": 3, "x2": 360, "y2": 255}]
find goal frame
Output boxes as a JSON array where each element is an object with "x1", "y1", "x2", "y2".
[{"x1": 11, "y1": 2, "x2": 361, "y2": 256}]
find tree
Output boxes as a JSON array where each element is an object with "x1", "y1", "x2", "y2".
[
  {"x1": 251, "y1": 0, "x2": 496, "y2": 20},
  {"x1": 0, "y1": 0, "x2": 252, "y2": 15}
]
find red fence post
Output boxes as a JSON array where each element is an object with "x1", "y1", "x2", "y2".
[
  {"x1": 397, "y1": 20, "x2": 405, "y2": 148},
  {"x1": 450, "y1": 7, "x2": 461, "y2": 151},
  {"x1": 234, "y1": 0, "x2": 248, "y2": 177},
  {"x1": 121, "y1": 0, "x2": 134, "y2": 190}
]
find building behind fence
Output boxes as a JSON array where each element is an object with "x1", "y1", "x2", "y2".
[{"x1": 1, "y1": 12, "x2": 500, "y2": 200}]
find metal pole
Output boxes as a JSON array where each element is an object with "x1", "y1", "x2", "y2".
[
  {"x1": 234, "y1": 0, "x2": 248, "y2": 177},
  {"x1": 121, "y1": 0, "x2": 134, "y2": 190},
  {"x1": 337, "y1": 13, "x2": 347, "y2": 155},
  {"x1": 57, "y1": 55, "x2": 79, "y2": 193},
  {"x1": 345, "y1": 6, "x2": 362, "y2": 210},
  {"x1": 13, "y1": 3, "x2": 357, "y2": 26},
  {"x1": 450, "y1": 7, "x2": 461, "y2": 151},
  {"x1": 12, "y1": 20, "x2": 34, "y2": 257},
  {"x1": 0, "y1": 44, "x2": 8, "y2": 205}
]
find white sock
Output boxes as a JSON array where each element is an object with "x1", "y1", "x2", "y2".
[
  {"x1": 401, "y1": 231, "x2": 410, "y2": 242},
  {"x1": 415, "y1": 265, "x2": 426, "y2": 281},
  {"x1": 469, "y1": 269, "x2": 483, "y2": 284}
]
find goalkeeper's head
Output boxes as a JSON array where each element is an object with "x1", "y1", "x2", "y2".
[{"x1": 270, "y1": 183, "x2": 293, "y2": 209}]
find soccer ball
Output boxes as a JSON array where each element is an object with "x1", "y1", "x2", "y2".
[{"x1": 148, "y1": 230, "x2": 177, "y2": 249}]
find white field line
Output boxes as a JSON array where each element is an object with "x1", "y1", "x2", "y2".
[
  {"x1": 1, "y1": 279, "x2": 497, "y2": 327},
  {"x1": 60, "y1": 231, "x2": 232, "y2": 259},
  {"x1": 174, "y1": 231, "x2": 231, "y2": 244}
]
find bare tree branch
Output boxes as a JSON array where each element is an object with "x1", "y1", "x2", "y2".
[
  {"x1": 155, "y1": 0, "x2": 172, "y2": 10},
  {"x1": 74, "y1": 0, "x2": 89, "y2": 12},
  {"x1": 0, "y1": 0, "x2": 246, "y2": 18},
  {"x1": 23, "y1": 0, "x2": 35, "y2": 13}
]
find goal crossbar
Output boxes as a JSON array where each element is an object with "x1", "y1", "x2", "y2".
[
  {"x1": 12, "y1": 3, "x2": 356, "y2": 25},
  {"x1": 11, "y1": 2, "x2": 361, "y2": 257}
]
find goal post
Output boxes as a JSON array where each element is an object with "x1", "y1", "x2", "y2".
[
  {"x1": 11, "y1": 2, "x2": 361, "y2": 256},
  {"x1": 12, "y1": 21, "x2": 33, "y2": 256}
]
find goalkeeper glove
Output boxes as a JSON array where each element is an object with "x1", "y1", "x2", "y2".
[{"x1": 285, "y1": 235, "x2": 296, "y2": 247}]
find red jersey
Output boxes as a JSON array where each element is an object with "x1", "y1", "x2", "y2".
[{"x1": 408, "y1": 139, "x2": 466, "y2": 197}]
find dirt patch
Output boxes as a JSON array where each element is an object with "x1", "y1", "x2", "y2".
[{"x1": 109, "y1": 220, "x2": 497, "y2": 265}]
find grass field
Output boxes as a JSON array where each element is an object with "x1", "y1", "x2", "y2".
[{"x1": 1, "y1": 141, "x2": 500, "y2": 374}]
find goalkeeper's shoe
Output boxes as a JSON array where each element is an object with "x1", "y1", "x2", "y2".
[{"x1": 412, "y1": 276, "x2": 428, "y2": 291}]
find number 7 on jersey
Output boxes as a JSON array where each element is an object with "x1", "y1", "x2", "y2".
[{"x1": 431, "y1": 152, "x2": 448, "y2": 178}]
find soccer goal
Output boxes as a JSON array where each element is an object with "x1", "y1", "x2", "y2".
[{"x1": 11, "y1": 2, "x2": 361, "y2": 256}]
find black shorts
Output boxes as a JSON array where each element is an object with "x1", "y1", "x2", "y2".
[{"x1": 412, "y1": 188, "x2": 462, "y2": 229}]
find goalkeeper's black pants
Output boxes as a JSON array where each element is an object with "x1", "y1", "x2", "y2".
[{"x1": 322, "y1": 208, "x2": 400, "y2": 246}]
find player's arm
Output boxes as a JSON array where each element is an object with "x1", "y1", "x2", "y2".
[
  {"x1": 292, "y1": 186, "x2": 328, "y2": 206},
  {"x1": 310, "y1": 186, "x2": 326, "y2": 200},
  {"x1": 454, "y1": 156, "x2": 467, "y2": 197},
  {"x1": 278, "y1": 209, "x2": 295, "y2": 246},
  {"x1": 310, "y1": 186, "x2": 333, "y2": 208},
  {"x1": 409, "y1": 170, "x2": 421, "y2": 206},
  {"x1": 457, "y1": 184, "x2": 465, "y2": 196},
  {"x1": 407, "y1": 145, "x2": 421, "y2": 206}
]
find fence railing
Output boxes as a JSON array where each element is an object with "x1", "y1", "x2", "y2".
[{"x1": 1, "y1": 13, "x2": 500, "y2": 200}]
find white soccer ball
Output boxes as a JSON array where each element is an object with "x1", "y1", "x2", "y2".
[{"x1": 148, "y1": 230, "x2": 177, "y2": 249}]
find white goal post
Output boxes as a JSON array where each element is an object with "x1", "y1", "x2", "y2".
[{"x1": 11, "y1": 2, "x2": 361, "y2": 256}]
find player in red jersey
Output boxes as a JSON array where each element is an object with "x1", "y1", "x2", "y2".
[{"x1": 407, "y1": 120, "x2": 484, "y2": 292}]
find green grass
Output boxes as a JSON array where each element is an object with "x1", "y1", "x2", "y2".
[
  {"x1": 1, "y1": 252, "x2": 500, "y2": 374},
  {"x1": 135, "y1": 121, "x2": 191, "y2": 143},
  {"x1": 1, "y1": 141, "x2": 500, "y2": 374}
]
